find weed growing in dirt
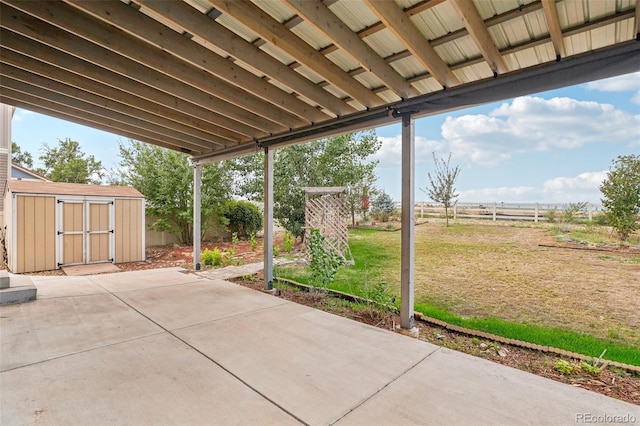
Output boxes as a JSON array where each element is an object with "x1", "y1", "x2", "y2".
[
  {"x1": 250, "y1": 233, "x2": 258, "y2": 252},
  {"x1": 281, "y1": 231, "x2": 295, "y2": 253},
  {"x1": 554, "y1": 359, "x2": 576, "y2": 375},
  {"x1": 201, "y1": 248, "x2": 223, "y2": 267}
]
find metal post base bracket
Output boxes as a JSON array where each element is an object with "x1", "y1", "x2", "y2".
[{"x1": 395, "y1": 325, "x2": 420, "y2": 338}]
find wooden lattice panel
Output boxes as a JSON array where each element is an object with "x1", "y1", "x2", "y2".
[{"x1": 304, "y1": 187, "x2": 353, "y2": 263}]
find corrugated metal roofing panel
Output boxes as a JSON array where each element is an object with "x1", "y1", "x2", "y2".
[
  {"x1": 499, "y1": 16, "x2": 535, "y2": 46},
  {"x1": 524, "y1": 9, "x2": 550, "y2": 39},
  {"x1": 325, "y1": 50, "x2": 361, "y2": 74},
  {"x1": 436, "y1": 37, "x2": 478, "y2": 63},
  {"x1": 258, "y1": 43, "x2": 297, "y2": 67},
  {"x1": 290, "y1": 21, "x2": 333, "y2": 51},
  {"x1": 293, "y1": 65, "x2": 326, "y2": 85},
  {"x1": 410, "y1": 76, "x2": 443, "y2": 95},
  {"x1": 363, "y1": 28, "x2": 409, "y2": 59},
  {"x1": 251, "y1": 0, "x2": 294, "y2": 23},
  {"x1": 410, "y1": 9, "x2": 450, "y2": 40},
  {"x1": 352, "y1": 71, "x2": 385, "y2": 92},
  {"x1": 216, "y1": 14, "x2": 259, "y2": 44},
  {"x1": 328, "y1": 1, "x2": 379, "y2": 32},
  {"x1": 429, "y1": 1, "x2": 466, "y2": 33},
  {"x1": 390, "y1": 56, "x2": 428, "y2": 81},
  {"x1": 454, "y1": 62, "x2": 493, "y2": 84},
  {"x1": 376, "y1": 89, "x2": 402, "y2": 104}
]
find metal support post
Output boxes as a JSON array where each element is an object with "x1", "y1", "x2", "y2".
[
  {"x1": 263, "y1": 147, "x2": 274, "y2": 291},
  {"x1": 193, "y1": 163, "x2": 202, "y2": 271},
  {"x1": 399, "y1": 113, "x2": 416, "y2": 334}
]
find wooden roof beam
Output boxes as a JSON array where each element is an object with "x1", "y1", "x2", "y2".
[
  {"x1": 364, "y1": 0, "x2": 460, "y2": 89},
  {"x1": 283, "y1": 0, "x2": 419, "y2": 100},
  {"x1": 0, "y1": 86, "x2": 207, "y2": 155},
  {"x1": 0, "y1": 62, "x2": 226, "y2": 150},
  {"x1": 135, "y1": 0, "x2": 353, "y2": 118},
  {"x1": 6, "y1": 1, "x2": 297, "y2": 134},
  {"x1": 208, "y1": 0, "x2": 385, "y2": 109},
  {"x1": 541, "y1": 0, "x2": 566, "y2": 60},
  {"x1": 450, "y1": 0, "x2": 508, "y2": 76},
  {"x1": 0, "y1": 28, "x2": 255, "y2": 142},
  {"x1": 67, "y1": 0, "x2": 330, "y2": 125}
]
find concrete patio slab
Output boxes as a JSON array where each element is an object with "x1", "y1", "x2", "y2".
[
  {"x1": 176, "y1": 302, "x2": 439, "y2": 425},
  {"x1": 0, "y1": 333, "x2": 299, "y2": 426},
  {"x1": 0, "y1": 293, "x2": 162, "y2": 371},
  {"x1": 88, "y1": 267, "x2": 204, "y2": 292},
  {"x1": 2, "y1": 267, "x2": 638, "y2": 425},
  {"x1": 336, "y1": 347, "x2": 640, "y2": 425},
  {"x1": 116, "y1": 279, "x2": 287, "y2": 330},
  {"x1": 31, "y1": 275, "x2": 108, "y2": 299}
]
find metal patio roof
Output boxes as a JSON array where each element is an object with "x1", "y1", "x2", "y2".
[{"x1": 1, "y1": 0, "x2": 638, "y2": 163}]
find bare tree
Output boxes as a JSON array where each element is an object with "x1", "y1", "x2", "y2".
[{"x1": 426, "y1": 152, "x2": 460, "y2": 226}]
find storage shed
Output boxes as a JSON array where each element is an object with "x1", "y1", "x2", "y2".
[{"x1": 4, "y1": 181, "x2": 145, "y2": 273}]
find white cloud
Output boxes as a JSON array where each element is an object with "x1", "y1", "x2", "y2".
[
  {"x1": 585, "y1": 72, "x2": 640, "y2": 105},
  {"x1": 372, "y1": 135, "x2": 441, "y2": 168},
  {"x1": 458, "y1": 186, "x2": 537, "y2": 202},
  {"x1": 541, "y1": 171, "x2": 606, "y2": 202},
  {"x1": 457, "y1": 171, "x2": 606, "y2": 204},
  {"x1": 11, "y1": 108, "x2": 35, "y2": 122},
  {"x1": 439, "y1": 96, "x2": 639, "y2": 166}
]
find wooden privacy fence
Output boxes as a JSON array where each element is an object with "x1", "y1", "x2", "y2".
[{"x1": 396, "y1": 202, "x2": 604, "y2": 222}]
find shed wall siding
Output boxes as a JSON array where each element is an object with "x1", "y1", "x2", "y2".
[
  {"x1": 17, "y1": 195, "x2": 55, "y2": 273},
  {"x1": 115, "y1": 199, "x2": 143, "y2": 263}
]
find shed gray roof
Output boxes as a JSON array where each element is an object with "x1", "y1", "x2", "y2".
[{"x1": 7, "y1": 180, "x2": 144, "y2": 198}]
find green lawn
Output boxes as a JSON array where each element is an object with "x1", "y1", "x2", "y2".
[{"x1": 276, "y1": 225, "x2": 640, "y2": 366}]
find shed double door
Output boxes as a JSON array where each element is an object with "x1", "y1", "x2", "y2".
[{"x1": 58, "y1": 199, "x2": 114, "y2": 267}]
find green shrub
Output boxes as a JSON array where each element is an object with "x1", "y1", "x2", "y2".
[
  {"x1": 250, "y1": 233, "x2": 258, "y2": 252},
  {"x1": 201, "y1": 248, "x2": 223, "y2": 267},
  {"x1": 224, "y1": 200, "x2": 263, "y2": 239},
  {"x1": 281, "y1": 231, "x2": 295, "y2": 253},
  {"x1": 308, "y1": 228, "x2": 343, "y2": 290}
]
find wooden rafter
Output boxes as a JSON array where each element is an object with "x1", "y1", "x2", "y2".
[
  {"x1": 0, "y1": 62, "x2": 225, "y2": 151},
  {"x1": 283, "y1": 0, "x2": 419, "y2": 100},
  {"x1": 66, "y1": 0, "x2": 331, "y2": 126},
  {"x1": 0, "y1": 88, "x2": 207, "y2": 154},
  {"x1": 450, "y1": 0, "x2": 508, "y2": 75},
  {"x1": 8, "y1": 1, "x2": 301, "y2": 134},
  {"x1": 208, "y1": 0, "x2": 385, "y2": 109},
  {"x1": 0, "y1": 29, "x2": 253, "y2": 143},
  {"x1": 364, "y1": 0, "x2": 461, "y2": 89},
  {"x1": 541, "y1": 0, "x2": 566, "y2": 60},
  {"x1": 135, "y1": 0, "x2": 355, "y2": 118}
]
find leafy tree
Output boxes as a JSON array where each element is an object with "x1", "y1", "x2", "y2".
[
  {"x1": 38, "y1": 138, "x2": 104, "y2": 184},
  {"x1": 223, "y1": 200, "x2": 263, "y2": 239},
  {"x1": 11, "y1": 142, "x2": 34, "y2": 169},
  {"x1": 116, "y1": 140, "x2": 233, "y2": 244},
  {"x1": 425, "y1": 152, "x2": 460, "y2": 227},
  {"x1": 599, "y1": 154, "x2": 640, "y2": 244},
  {"x1": 371, "y1": 191, "x2": 396, "y2": 222},
  {"x1": 231, "y1": 130, "x2": 381, "y2": 239}
]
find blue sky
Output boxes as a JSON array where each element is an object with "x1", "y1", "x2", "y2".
[{"x1": 10, "y1": 71, "x2": 640, "y2": 204}]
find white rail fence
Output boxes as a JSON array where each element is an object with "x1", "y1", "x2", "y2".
[{"x1": 394, "y1": 202, "x2": 604, "y2": 223}]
